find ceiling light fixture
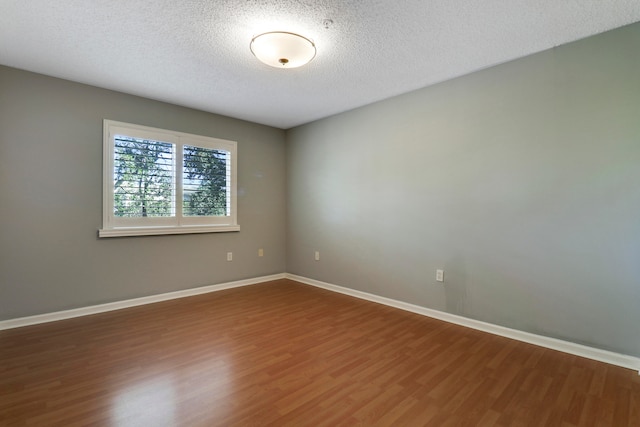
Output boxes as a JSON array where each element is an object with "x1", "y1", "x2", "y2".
[{"x1": 250, "y1": 31, "x2": 316, "y2": 68}]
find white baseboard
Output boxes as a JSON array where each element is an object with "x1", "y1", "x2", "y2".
[
  {"x1": 0, "y1": 273, "x2": 286, "y2": 331},
  {"x1": 2, "y1": 272, "x2": 638, "y2": 374},
  {"x1": 286, "y1": 273, "x2": 640, "y2": 374}
]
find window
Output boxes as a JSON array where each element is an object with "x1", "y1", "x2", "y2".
[{"x1": 99, "y1": 120, "x2": 239, "y2": 237}]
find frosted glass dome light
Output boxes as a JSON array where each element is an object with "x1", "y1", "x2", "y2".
[{"x1": 250, "y1": 31, "x2": 316, "y2": 68}]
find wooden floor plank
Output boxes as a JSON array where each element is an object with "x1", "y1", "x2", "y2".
[{"x1": 1, "y1": 279, "x2": 638, "y2": 426}]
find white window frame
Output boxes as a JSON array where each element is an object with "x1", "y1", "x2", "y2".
[{"x1": 99, "y1": 120, "x2": 239, "y2": 237}]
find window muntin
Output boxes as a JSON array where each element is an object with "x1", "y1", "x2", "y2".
[{"x1": 100, "y1": 120, "x2": 239, "y2": 237}]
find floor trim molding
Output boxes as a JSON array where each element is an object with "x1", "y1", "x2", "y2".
[
  {"x1": 287, "y1": 273, "x2": 640, "y2": 373},
  {"x1": 0, "y1": 273, "x2": 286, "y2": 331},
  {"x1": 2, "y1": 272, "x2": 638, "y2": 374}
]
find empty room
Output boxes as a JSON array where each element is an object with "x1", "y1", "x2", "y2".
[{"x1": 1, "y1": 1, "x2": 639, "y2": 425}]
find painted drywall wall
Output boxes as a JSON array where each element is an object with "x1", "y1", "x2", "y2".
[
  {"x1": 0, "y1": 66, "x2": 286, "y2": 319},
  {"x1": 286, "y1": 23, "x2": 640, "y2": 357}
]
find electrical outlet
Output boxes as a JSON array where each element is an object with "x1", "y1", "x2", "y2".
[
  {"x1": 227, "y1": 252, "x2": 233, "y2": 261},
  {"x1": 315, "y1": 251, "x2": 320, "y2": 261},
  {"x1": 436, "y1": 269, "x2": 444, "y2": 282},
  {"x1": 258, "y1": 248, "x2": 264, "y2": 257}
]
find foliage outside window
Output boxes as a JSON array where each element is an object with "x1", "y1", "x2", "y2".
[{"x1": 100, "y1": 120, "x2": 239, "y2": 237}]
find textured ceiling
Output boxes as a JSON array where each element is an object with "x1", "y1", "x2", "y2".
[{"x1": 2, "y1": 1, "x2": 640, "y2": 129}]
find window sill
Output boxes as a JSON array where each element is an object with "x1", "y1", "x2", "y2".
[{"x1": 98, "y1": 224, "x2": 240, "y2": 238}]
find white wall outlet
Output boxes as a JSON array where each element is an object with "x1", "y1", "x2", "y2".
[
  {"x1": 315, "y1": 251, "x2": 320, "y2": 261},
  {"x1": 227, "y1": 252, "x2": 233, "y2": 261},
  {"x1": 436, "y1": 269, "x2": 444, "y2": 282},
  {"x1": 258, "y1": 248, "x2": 264, "y2": 257}
]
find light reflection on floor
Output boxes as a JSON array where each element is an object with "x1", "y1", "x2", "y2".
[
  {"x1": 110, "y1": 375, "x2": 177, "y2": 426},
  {"x1": 109, "y1": 352, "x2": 233, "y2": 426}
]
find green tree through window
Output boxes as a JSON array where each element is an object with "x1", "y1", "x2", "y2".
[
  {"x1": 183, "y1": 145, "x2": 230, "y2": 216},
  {"x1": 113, "y1": 136, "x2": 174, "y2": 217}
]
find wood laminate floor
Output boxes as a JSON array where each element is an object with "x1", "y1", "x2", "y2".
[{"x1": 1, "y1": 279, "x2": 639, "y2": 426}]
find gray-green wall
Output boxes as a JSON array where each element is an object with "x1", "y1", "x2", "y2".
[
  {"x1": 0, "y1": 66, "x2": 286, "y2": 319},
  {"x1": 286, "y1": 23, "x2": 640, "y2": 357}
]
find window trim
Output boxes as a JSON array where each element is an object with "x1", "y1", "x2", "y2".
[{"x1": 99, "y1": 120, "x2": 239, "y2": 238}]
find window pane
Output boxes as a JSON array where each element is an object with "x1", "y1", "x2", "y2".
[
  {"x1": 183, "y1": 145, "x2": 230, "y2": 217},
  {"x1": 113, "y1": 136, "x2": 175, "y2": 218}
]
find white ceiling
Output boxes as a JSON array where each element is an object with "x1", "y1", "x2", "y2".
[{"x1": 2, "y1": 1, "x2": 639, "y2": 129}]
